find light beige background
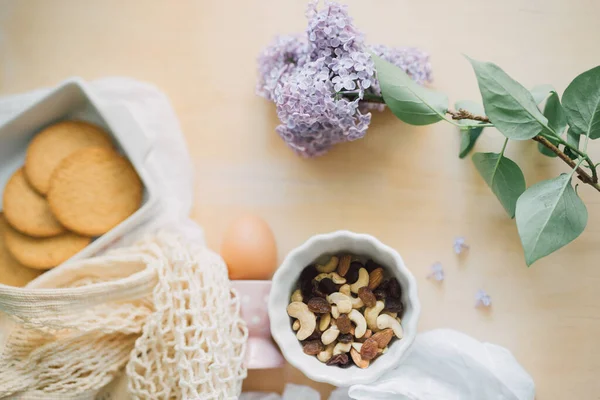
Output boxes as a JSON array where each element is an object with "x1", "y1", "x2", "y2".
[{"x1": 1, "y1": 0, "x2": 599, "y2": 398}]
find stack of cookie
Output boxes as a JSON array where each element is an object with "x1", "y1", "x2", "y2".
[{"x1": 1, "y1": 120, "x2": 143, "y2": 283}]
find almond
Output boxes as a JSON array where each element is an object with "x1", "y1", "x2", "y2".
[
  {"x1": 368, "y1": 268, "x2": 384, "y2": 290},
  {"x1": 350, "y1": 348, "x2": 369, "y2": 369},
  {"x1": 337, "y1": 254, "x2": 352, "y2": 277},
  {"x1": 371, "y1": 328, "x2": 394, "y2": 348}
]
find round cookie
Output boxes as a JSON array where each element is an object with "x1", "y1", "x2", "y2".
[
  {"x1": 3, "y1": 168, "x2": 66, "y2": 237},
  {"x1": 25, "y1": 120, "x2": 113, "y2": 194},
  {"x1": 0, "y1": 214, "x2": 42, "y2": 286},
  {"x1": 3, "y1": 220, "x2": 90, "y2": 270},
  {"x1": 47, "y1": 147, "x2": 143, "y2": 237}
]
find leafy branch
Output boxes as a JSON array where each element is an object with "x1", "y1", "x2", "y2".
[{"x1": 368, "y1": 54, "x2": 600, "y2": 266}]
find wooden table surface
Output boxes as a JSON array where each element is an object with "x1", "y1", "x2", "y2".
[{"x1": 1, "y1": 0, "x2": 600, "y2": 398}]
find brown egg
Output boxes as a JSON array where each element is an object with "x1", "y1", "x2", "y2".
[{"x1": 221, "y1": 214, "x2": 278, "y2": 280}]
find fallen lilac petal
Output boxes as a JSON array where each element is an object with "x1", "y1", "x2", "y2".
[
  {"x1": 453, "y1": 236, "x2": 469, "y2": 254},
  {"x1": 427, "y1": 262, "x2": 444, "y2": 282},
  {"x1": 475, "y1": 289, "x2": 492, "y2": 307}
]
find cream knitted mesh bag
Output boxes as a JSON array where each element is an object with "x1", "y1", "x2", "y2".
[{"x1": 0, "y1": 232, "x2": 248, "y2": 400}]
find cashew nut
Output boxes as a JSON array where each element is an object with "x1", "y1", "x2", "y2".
[
  {"x1": 333, "y1": 341, "x2": 352, "y2": 356},
  {"x1": 292, "y1": 319, "x2": 300, "y2": 331},
  {"x1": 351, "y1": 342, "x2": 363, "y2": 352},
  {"x1": 350, "y1": 348, "x2": 369, "y2": 369},
  {"x1": 339, "y1": 284, "x2": 351, "y2": 294},
  {"x1": 287, "y1": 301, "x2": 316, "y2": 341},
  {"x1": 316, "y1": 256, "x2": 339, "y2": 273},
  {"x1": 317, "y1": 343, "x2": 335, "y2": 363},
  {"x1": 339, "y1": 284, "x2": 364, "y2": 309},
  {"x1": 349, "y1": 309, "x2": 367, "y2": 338},
  {"x1": 327, "y1": 292, "x2": 352, "y2": 314},
  {"x1": 331, "y1": 305, "x2": 340, "y2": 319},
  {"x1": 321, "y1": 325, "x2": 340, "y2": 345},
  {"x1": 365, "y1": 300, "x2": 385, "y2": 331},
  {"x1": 329, "y1": 272, "x2": 346, "y2": 284},
  {"x1": 290, "y1": 289, "x2": 303, "y2": 303},
  {"x1": 315, "y1": 272, "x2": 346, "y2": 284},
  {"x1": 376, "y1": 314, "x2": 404, "y2": 339},
  {"x1": 350, "y1": 268, "x2": 369, "y2": 293},
  {"x1": 319, "y1": 313, "x2": 331, "y2": 332},
  {"x1": 314, "y1": 273, "x2": 329, "y2": 282}
]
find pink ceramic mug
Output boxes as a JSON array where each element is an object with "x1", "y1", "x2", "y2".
[{"x1": 231, "y1": 280, "x2": 284, "y2": 369}]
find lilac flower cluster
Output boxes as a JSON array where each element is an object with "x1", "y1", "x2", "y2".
[{"x1": 256, "y1": 0, "x2": 433, "y2": 157}]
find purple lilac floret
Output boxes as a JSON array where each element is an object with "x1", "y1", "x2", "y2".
[
  {"x1": 256, "y1": 0, "x2": 432, "y2": 157},
  {"x1": 427, "y1": 262, "x2": 444, "y2": 282},
  {"x1": 475, "y1": 289, "x2": 492, "y2": 307},
  {"x1": 453, "y1": 236, "x2": 469, "y2": 254}
]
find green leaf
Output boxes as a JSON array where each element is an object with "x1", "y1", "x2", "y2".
[
  {"x1": 456, "y1": 100, "x2": 485, "y2": 158},
  {"x1": 466, "y1": 56, "x2": 553, "y2": 140},
  {"x1": 564, "y1": 128, "x2": 580, "y2": 160},
  {"x1": 543, "y1": 92, "x2": 567, "y2": 135},
  {"x1": 562, "y1": 66, "x2": 600, "y2": 139},
  {"x1": 537, "y1": 93, "x2": 567, "y2": 158},
  {"x1": 373, "y1": 54, "x2": 449, "y2": 125},
  {"x1": 516, "y1": 174, "x2": 588, "y2": 266},
  {"x1": 472, "y1": 152, "x2": 526, "y2": 218},
  {"x1": 530, "y1": 84, "x2": 555, "y2": 105},
  {"x1": 460, "y1": 128, "x2": 484, "y2": 158}
]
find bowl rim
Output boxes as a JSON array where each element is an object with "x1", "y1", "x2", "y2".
[{"x1": 268, "y1": 230, "x2": 421, "y2": 386}]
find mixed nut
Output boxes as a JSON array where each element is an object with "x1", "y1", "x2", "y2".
[{"x1": 287, "y1": 254, "x2": 404, "y2": 369}]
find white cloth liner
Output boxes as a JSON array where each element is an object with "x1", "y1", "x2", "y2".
[{"x1": 242, "y1": 330, "x2": 535, "y2": 400}]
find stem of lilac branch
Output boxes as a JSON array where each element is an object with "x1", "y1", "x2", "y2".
[
  {"x1": 447, "y1": 109, "x2": 491, "y2": 123},
  {"x1": 534, "y1": 136, "x2": 600, "y2": 192},
  {"x1": 346, "y1": 92, "x2": 600, "y2": 189}
]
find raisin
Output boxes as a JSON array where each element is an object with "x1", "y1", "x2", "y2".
[
  {"x1": 360, "y1": 338, "x2": 379, "y2": 361},
  {"x1": 373, "y1": 287, "x2": 387, "y2": 301},
  {"x1": 305, "y1": 327, "x2": 321, "y2": 341},
  {"x1": 307, "y1": 297, "x2": 331, "y2": 314},
  {"x1": 336, "y1": 314, "x2": 352, "y2": 334},
  {"x1": 384, "y1": 297, "x2": 404, "y2": 314},
  {"x1": 300, "y1": 279, "x2": 314, "y2": 300},
  {"x1": 318, "y1": 278, "x2": 337, "y2": 295},
  {"x1": 326, "y1": 353, "x2": 349, "y2": 367},
  {"x1": 345, "y1": 262, "x2": 362, "y2": 284},
  {"x1": 300, "y1": 265, "x2": 318, "y2": 282},
  {"x1": 302, "y1": 340, "x2": 324, "y2": 355},
  {"x1": 358, "y1": 287, "x2": 377, "y2": 308},
  {"x1": 310, "y1": 280, "x2": 327, "y2": 298},
  {"x1": 365, "y1": 259, "x2": 382, "y2": 273},
  {"x1": 338, "y1": 333, "x2": 353, "y2": 344},
  {"x1": 387, "y1": 278, "x2": 402, "y2": 298}
]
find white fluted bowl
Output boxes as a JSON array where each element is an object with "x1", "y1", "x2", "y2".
[{"x1": 268, "y1": 231, "x2": 420, "y2": 386}]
